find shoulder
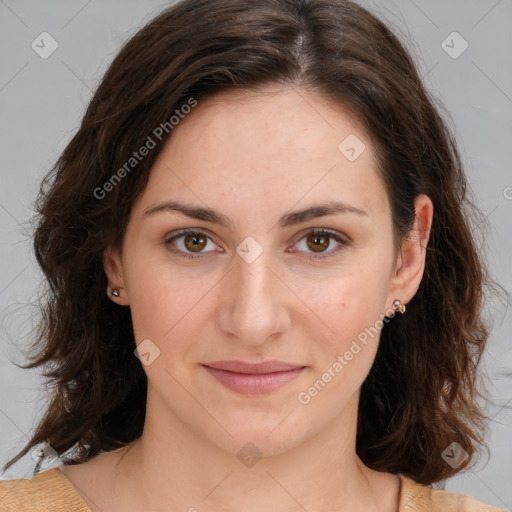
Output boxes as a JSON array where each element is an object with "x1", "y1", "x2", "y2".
[
  {"x1": 0, "y1": 467, "x2": 91, "y2": 512},
  {"x1": 398, "y1": 474, "x2": 505, "y2": 512}
]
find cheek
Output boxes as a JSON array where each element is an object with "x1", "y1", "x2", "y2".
[
  {"x1": 306, "y1": 260, "x2": 389, "y2": 331},
  {"x1": 303, "y1": 262, "x2": 390, "y2": 371},
  {"x1": 126, "y1": 265, "x2": 211, "y2": 390},
  {"x1": 123, "y1": 246, "x2": 198, "y2": 341}
]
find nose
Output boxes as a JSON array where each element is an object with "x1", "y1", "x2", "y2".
[{"x1": 216, "y1": 250, "x2": 291, "y2": 348}]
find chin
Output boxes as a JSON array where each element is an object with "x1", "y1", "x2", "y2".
[{"x1": 202, "y1": 411, "x2": 312, "y2": 460}]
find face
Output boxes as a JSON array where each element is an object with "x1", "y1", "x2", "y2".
[{"x1": 104, "y1": 85, "x2": 431, "y2": 457}]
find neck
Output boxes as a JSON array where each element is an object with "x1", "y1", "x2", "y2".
[{"x1": 107, "y1": 389, "x2": 391, "y2": 512}]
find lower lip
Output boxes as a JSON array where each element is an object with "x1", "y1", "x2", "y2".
[{"x1": 202, "y1": 365, "x2": 305, "y2": 395}]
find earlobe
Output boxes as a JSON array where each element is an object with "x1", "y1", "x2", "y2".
[
  {"x1": 387, "y1": 194, "x2": 434, "y2": 308},
  {"x1": 103, "y1": 245, "x2": 129, "y2": 305}
]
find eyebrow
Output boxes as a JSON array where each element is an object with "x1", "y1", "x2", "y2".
[{"x1": 143, "y1": 200, "x2": 368, "y2": 229}]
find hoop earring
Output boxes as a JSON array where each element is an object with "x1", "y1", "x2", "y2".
[
  {"x1": 393, "y1": 299, "x2": 406, "y2": 314},
  {"x1": 110, "y1": 288, "x2": 120, "y2": 297}
]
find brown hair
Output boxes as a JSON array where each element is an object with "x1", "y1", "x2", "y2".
[{"x1": 3, "y1": 0, "x2": 502, "y2": 484}]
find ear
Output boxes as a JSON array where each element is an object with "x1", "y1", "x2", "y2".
[
  {"x1": 386, "y1": 193, "x2": 434, "y2": 310},
  {"x1": 103, "y1": 244, "x2": 129, "y2": 306}
]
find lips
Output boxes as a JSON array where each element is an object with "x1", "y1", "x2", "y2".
[
  {"x1": 201, "y1": 360, "x2": 306, "y2": 395},
  {"x1": 202, "y1": 360, "x2": 304, "y2": 374}
]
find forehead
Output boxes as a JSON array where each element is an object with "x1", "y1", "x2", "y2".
[{"x1": 135, "y1": 86, "x2": 389, "y2": 225}]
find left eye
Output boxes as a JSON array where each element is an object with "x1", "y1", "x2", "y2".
[
  {"x1": 291, "y1": 228, "x2": 348, "y2": 259},
  {"x1": 163, "y1": 228, "x2": 348, "y2": 260}
]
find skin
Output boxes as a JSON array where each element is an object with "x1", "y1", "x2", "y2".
[{"x1": 59, "y1": 85, "x2": 433, "y2": 512}]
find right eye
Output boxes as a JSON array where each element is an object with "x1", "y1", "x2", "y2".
[{"x1": 163, "y1": 228, "x2": 221, "y2": 259}]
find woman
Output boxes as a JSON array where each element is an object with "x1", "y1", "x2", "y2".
[{"x1": 0, "y1": 0, "x2": 505, "y2": 510}]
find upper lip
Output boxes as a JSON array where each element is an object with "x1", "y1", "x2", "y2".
[{"x1": 202, "y1": 360, "x2": 305, "y2": 374}]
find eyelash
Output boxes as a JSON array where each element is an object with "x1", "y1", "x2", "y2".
[{"x1": 162, "y1": 228, "x2": 349, "y2": 261}]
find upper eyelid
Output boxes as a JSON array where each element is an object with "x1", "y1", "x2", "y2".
[{"x1": 164, "y1": 227, "x2": 219, "y2": 245}]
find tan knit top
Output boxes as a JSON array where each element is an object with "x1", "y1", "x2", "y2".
[{"x1": 0, "y1": 467, "x2": 505, "y2": 511}]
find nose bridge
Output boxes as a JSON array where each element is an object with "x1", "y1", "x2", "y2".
[
  {"x1": 237, "y1": 250, "x2": 272, "y2": 298},
  {"x1": 217, "y1": 246, "x2": 289, "y2": 345},
  {"x1": 233, "y1": 234, "x2": 276, "y2": 300},
  {"x1": 232, "y1": 248, "x2": 277, "y2": 316}
]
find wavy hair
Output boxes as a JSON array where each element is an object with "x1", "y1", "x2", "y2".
[{"x1": 3, "y1": 0, "x2": 501, "y2": 484}]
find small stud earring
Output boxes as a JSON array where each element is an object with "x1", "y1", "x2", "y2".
[
  {"x1": 393, "y1": 299, "x2": 406, "y2": 314},
  {"x1": 110, "y1": 288, "x2": 120, "y2": 297}
]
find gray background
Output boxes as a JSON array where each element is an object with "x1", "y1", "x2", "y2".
[{"x1": 0, "y1": 0, "x2": 511, "y2": 509}]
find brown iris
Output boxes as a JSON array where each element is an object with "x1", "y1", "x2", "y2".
[
  {"x1": 306, "y1": 233, "x2": 330, "y2": 252},
  {"x1": 184, "y1": 233, "x2": 207, "y2": 252}
]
